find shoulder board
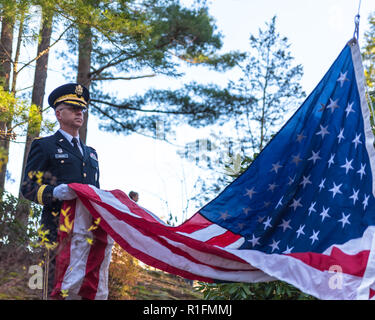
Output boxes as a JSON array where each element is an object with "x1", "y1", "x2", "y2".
[{"x1": 33, "y1": 136, "x2": 45, "y2": 140}]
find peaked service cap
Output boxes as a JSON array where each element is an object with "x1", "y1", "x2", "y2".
[{"x1": 48, "y1": 83, "x2": 90, "y2": 109}]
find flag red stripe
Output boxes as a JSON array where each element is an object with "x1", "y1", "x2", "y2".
[
  {"x1": 78, "y1": 226, "x2": 109, "y2": 299},
  {"x1": 288, "y1": 247, "x2": 370, "y2": 277},
  {"x1": 81, "y1": 195, "x2": 254, "y2": 274},
  {"x1": 174, "y1": 213, "x2": 213, "y2": 234},
  {"x1": 205, "y1": 230, "x2": 242, "y2": 247},
  {"x1": 78, "y1": 196, "x2": 215, "y2": 282},
  {"x1": 51, "y1": 200, "x2": 76, "y2": 299},
  {"x1": 89, "y1": 194, "x2": 248, "y2": 265}
]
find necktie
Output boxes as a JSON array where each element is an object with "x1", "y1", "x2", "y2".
[{"x1": 71, "y1": 137, "x2": 81, "y2": 155}]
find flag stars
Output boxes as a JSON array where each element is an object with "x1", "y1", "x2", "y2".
[
  {"x1": 363, "y1": 194, "x2": 370, "y2": 210},
  {"x1": 248, "y1": 234, "x2": 260, "y2": 247},
  {"x1": 337, "y1": 128, "x2": 345, "y2": 143},
  {"x1": 308, "y1": 202, "x2": 317, "y2": 216},
  {"x1": 262, "y1": 216, "x2": 273, "y2": 230},
  {"x1": 278, "y1": 219, "x2": 292, "y2": 232},
  {"x1": 316, "y1": 125, "x2": 330, "y2": 138},
  {"x1": 341, "y1": 158, "x2": 354, "y2": 174},
  {"x1": 283, "y1": 245, "x2": 294, "y2": 254},
  {"x1": 263, "y1": 201, "x2": 271, "y2": 208},
  {"x1": 296, "y1": 132, "x2": 306, "y2": 143},
  {"x1": 269, "y1": 239, "x2": 280, "y2": 253},
  {"x1": 287, "y1": 175, "x2": 296, "y2": 186},
  {"x1": 329, "y1": 182, "x2": 343, "y2": 198},
  {"x1": 291, "y1": 153, "x2": 303, "y2": 166},
  {"x1": 357, "y1": 163, "x2": 366, "y2": 180},
  {"x1": 338, "y1": 213, "x2": 351, "y2": 228},
  {"x1": 242, "y1": 207, "x2": 252, "y2": 215},
  {"x1": 326, "y1": 98, "x2": 340, "y2": 113},
  {"x1": 219, "y1": 211, "x2": 230, "y2": 220},
  {"x1": 310, "y1": 230, "x2": 320, "y2": 245},
  {"x1": 300, "y1": 175, "x2": 312, "y2": 189},
  {"x1": 345, "y1": 102, "x2": 355, "y2": 117},
  {"x1": 319, "y1": 206, "x2": 331, "y2": 222},
  {"x1": 237, "y1": 222, "x2": 245, "y2": 230},
  {"x1": 289, "y1": 197, "x2": 303, "y2": 211},
  {"x1": 296, "y1": 225, "x2": 305, "y2": 238},
  {"x1": 318, "y1": 178, "x2": 326, "y2": 192},
  {"x1": 349, "y1": 188, "x2": 359, "y2": 205},
  {"x1": 244, "y1": 187, "x2": 256, "y2": 199},
  {"x1": 328, "y1": 154, "x2": 335, "y2": 168},
  {"x1": 308, "y1": 150, "x2": 322, "y2": 164},
  {"x1": 267, "y1": 182, "x2": 278, "y2": 192},
  {"x1": 352, "y1": 133, "x2": 362, "y2": 149},
  {"x1": 337, "y1": 71, "x2": 349, "y2": 87},
  {"x1": 270, "y1": 162, "x2": 283, "y2": 174},
  {"x1": 275, "y1": 196, "x2": 284, "y2": 209}
]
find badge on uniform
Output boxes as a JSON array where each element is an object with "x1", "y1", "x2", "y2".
[
  {"x1": 90, "y1": 152, "x2": 98, "y2": 161},
  {"x1": 55, "y1": 153, "x2": 68, "y2": 159},
  {"x1": 57, "y1": 148, "x2": 63, "y2": 153}
]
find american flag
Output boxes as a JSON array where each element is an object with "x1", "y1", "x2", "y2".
[{"x1": 56, "y1": 39, "x2": 375, "y2": 300}]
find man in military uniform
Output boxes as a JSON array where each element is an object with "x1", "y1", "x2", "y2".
[{"x1": 21, "y1": 83, "x2": 100, "y2": 297}]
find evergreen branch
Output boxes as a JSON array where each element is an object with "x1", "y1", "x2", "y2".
[{"x1": 89, "y1": 102, "x2": 180, "y2": 146}]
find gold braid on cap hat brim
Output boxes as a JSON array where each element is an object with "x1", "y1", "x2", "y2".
[{"x1": 54, "y1": 94, "x2": 87, "y2": 107}]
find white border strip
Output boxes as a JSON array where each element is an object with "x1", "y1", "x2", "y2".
[{"x1": 350, "y1": 39, "x2": 375, "y2": 196}]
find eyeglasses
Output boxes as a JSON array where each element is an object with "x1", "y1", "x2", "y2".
[{"x1": 58, "y1": 106, "x2": 88, "y2": 113}]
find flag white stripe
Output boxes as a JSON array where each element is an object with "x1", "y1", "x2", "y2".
[
  {"x1": 224, "y1": 237, "x2": 245, "y2": 249},
  {"x1": 95, "y1": 235, "x2": 114, "y2": 300},
  {"x1": 177, "y1": 224, "x2": 228, "y2": 242},
  {"x1": 89, "y1": 200, "x2": 271, "y2": 282},
  {"x1": 224, "y1": 247, "x2": 362, "y2": 300},
  {"x1": 159, "y1": 235, "x2": 255, "y2": 271},
  {"x1": 61, "y1": 200, "x2": 92, "y2": 295}
]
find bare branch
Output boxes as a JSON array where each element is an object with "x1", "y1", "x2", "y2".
[
  {"x1": 16, "y1": 23, "x2": 74, "y2": 75},
  {"x1": 91, "y1": 74, "x2": 156, "y2": 81},
  {"x1": 90, "y1": 98, "x2": 195, "y2": 115}
]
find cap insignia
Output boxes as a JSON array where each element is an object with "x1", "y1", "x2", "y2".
[{"x1": 75, "y1": 85, "x2": 83, "y2": 97}]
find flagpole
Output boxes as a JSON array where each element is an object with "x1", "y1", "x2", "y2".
[{"x1": 353, "y1": 0, "x2": 361, "y2": 40}]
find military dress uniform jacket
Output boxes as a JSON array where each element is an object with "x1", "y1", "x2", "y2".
[{"x1": 21, "y1": 130, "x2": 100, "y2": 241}]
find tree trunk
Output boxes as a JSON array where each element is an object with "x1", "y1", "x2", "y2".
[
  {"x1": 18, "y1": 9, "x2": 53, "y2": 199},
  {"x1": 0, "y1": 14, "x2": 14, "y2": 190},
  {"x1": 77, "y1": 25, "x2": 92, "y2": 144}
]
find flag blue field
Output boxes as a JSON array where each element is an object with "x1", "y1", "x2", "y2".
[{"x1": 61, "y1": 38, "x2": 375, "y2": 300}]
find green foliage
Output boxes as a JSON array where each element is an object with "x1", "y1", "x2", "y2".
[
  {"x1": 0, "y1": 190, "x2": 42, "y2": 249},
  {"x1": 196, "y1": 281, "x2": 316, "y2": 300},
  {"x1": 363, "y1": 11, "x2": 375, "y2": 91},
  {"x1": 0, "y1": 86, "x2": 55, "y2": 173},
  {"x1": 60, "y1": 0, "x2": 243, "y2": 137},
  {"x1": 362, "y1": 10, "x2": 375, "y2": 134}
]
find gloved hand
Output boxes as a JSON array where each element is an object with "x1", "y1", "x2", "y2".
[{"x1": 53, "y1": 184, "x2": 77, "y2": 201}]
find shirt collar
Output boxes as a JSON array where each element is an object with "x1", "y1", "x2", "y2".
[{"x1": 58, "y1": 128, "x2": 80, "y2": 144}]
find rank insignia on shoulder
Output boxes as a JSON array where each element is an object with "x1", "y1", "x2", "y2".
[{"x1": 90, "y1": 152, "x2": 98, "y2": 161}]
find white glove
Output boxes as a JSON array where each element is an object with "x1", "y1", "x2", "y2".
[{"x1": 53, "y1": 184, "x2": 77, "y2": 201}]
